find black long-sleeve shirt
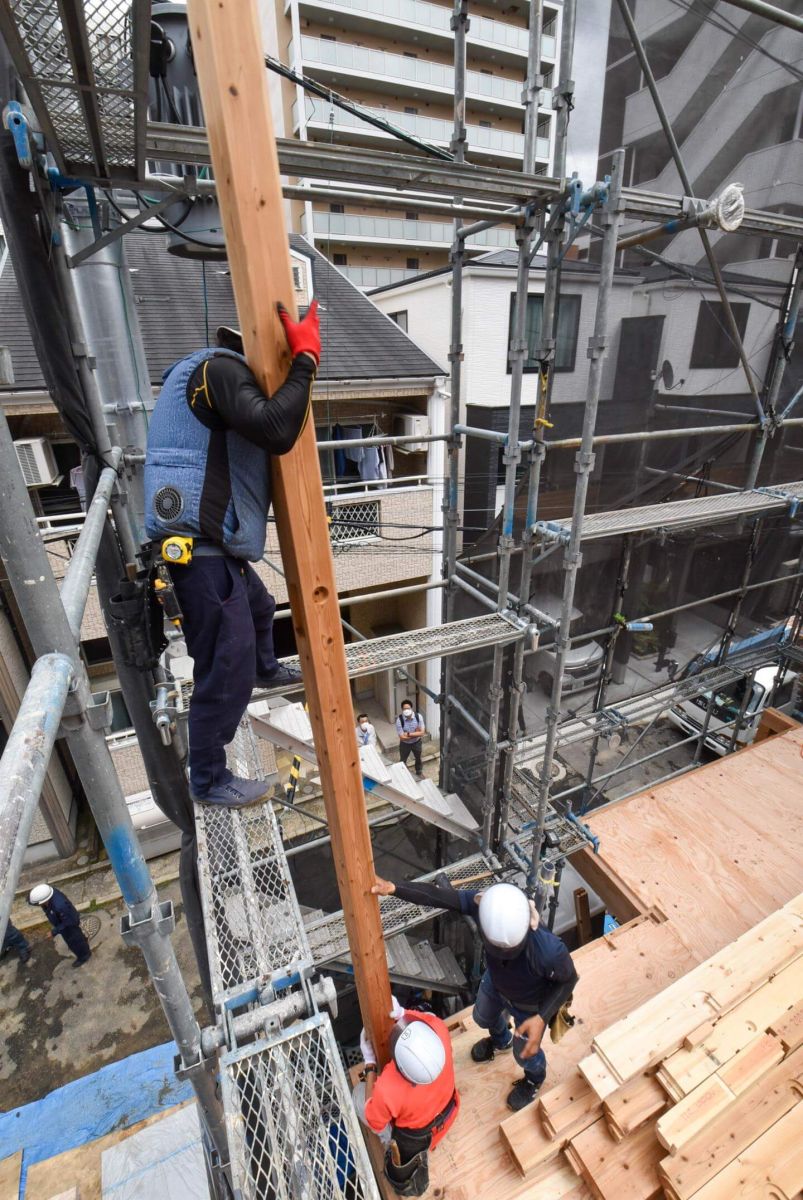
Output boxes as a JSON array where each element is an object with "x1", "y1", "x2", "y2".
[
  {"x1": 186, "y1": 353, "x2": 315, "y2": 454},
  {"x1": 394, "y1": 878, "x2": 578, "y2": 1022}
]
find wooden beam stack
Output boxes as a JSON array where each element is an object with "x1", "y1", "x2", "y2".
[{"x1": 500, "y1": 892, "x2": 803, "y2": 1200}]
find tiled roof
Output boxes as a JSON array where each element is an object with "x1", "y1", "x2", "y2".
[{"x1": 0, "y1": 231, "x2": 441, "y2": 391}]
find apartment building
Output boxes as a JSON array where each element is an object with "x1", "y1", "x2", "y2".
[
  {"x1": 595, "y1": 0, "x2": 803, "y2": 276},
  {"x1": 0, "y1": 231, "x2": 446, "y2": 861},
  {"x1": 263, "y1": 0, "x2": 563, "y2": 286}
]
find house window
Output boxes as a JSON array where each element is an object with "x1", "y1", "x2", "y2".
[
  {"x1": 406, "y1": 257, "x2": 420, "y2": 270},
  {"x1": 405, "y1": 212, "x2": 418, "y2": 221},
  {"x1": 389, "y1": 310, "x2": 408, "y2": 332},
  {"x1": 690, "y1": 301, "x2": 750, "y2": 369},
  {"x1": 479, "y1": 119, "x2": 492, "y2": 128},
  {"x1": 330, "y1": 203, "x2": 344, "y2": 213},
  {"x1": 508, "y1": 294, "x2": 582, "y2": 373},
  {"x1": 404, "y1": 106, "x2": 419, "y2": 115},
  {"x1": 333, "y1": 253, "x2": 348, "y2": 266}
]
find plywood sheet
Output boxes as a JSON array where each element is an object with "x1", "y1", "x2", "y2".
[
  {"x1": 582, "y1": 727, "x2": 803, "y2": 963},
  {"x1": 0, "y1": 1151, "x2": 21, "y2": 1200},
  {"x1": 429, "y1": 915, "x2": 696, "y2": 1199},
  {"x1": 23, "y1": 1104, "x2": 192, "y2": 1200}
]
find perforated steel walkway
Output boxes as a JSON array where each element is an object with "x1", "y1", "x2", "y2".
[
  {"x1": 543, "y1": 480, "x2": 803, "y2": 542},
  {"x1": 255, "y1": 612, "x2": 529, "y2": 697},
  {"x1": 0, "y1": 0, "x2": 150, "y2": 180},
  {"x1": 513, "y1": 644, "x2": 781, "y2": 765},
  {"x1": 303, "y1": 854, "x2": 492, "y2": 965}
]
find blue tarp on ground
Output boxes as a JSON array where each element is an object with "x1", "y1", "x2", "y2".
[{"x1": 0, "y1": 1041, "x2": 194, "y2": 1198}]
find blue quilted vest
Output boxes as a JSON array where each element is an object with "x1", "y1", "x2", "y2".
[{"x1": 144, "y1": 348, "x2": 270, "y2": 561}]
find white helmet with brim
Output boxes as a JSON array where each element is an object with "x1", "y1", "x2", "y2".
[
  {"x1": 29, "y1": 883, "x2": 54, "y2": 905},
  {"x1": 390, "y1": 1018, "x2": 446, "y2": 1086},
  {"x1": 477, "y1": 882, "x2": 530, "y2": 960}
]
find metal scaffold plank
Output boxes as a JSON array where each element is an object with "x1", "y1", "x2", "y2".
[
  {"x1": 221, "y1": 1012, "x2": 381, "y2": 1200},
  {"x1": 0, "y1": 0, "x2": 150, "y2": 179},
  {"x1": 254, "y1": 612, "x2": 527, "y2": 695},
  {"x1": 142, "y1": 124, "x2": 803, "y2": 241},
  {"x1": 304, "y1": 854, "x2": 492, "y2": 965},
  {"x1": 543, "y1": 481, "x2": 803, "y2": 542}
]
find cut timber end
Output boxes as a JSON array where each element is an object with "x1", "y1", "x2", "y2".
[
  {"x1": 603, "y1": 1073, "x2": 668, "y2": 1142},
  {"x1": 186, "y1": 0, "x2": 392, "y2": 1060}
]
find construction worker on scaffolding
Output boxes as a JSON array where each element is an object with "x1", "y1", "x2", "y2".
[
  {"x1": 354, "y1": 994, "x2": 459, "y2": 1196},
  {"x1": 373, "y1": 876, "x2": 578, "y2": 1111},
  {"x1": 144, "y1": 304, "x2": 320, "y2": 809}
]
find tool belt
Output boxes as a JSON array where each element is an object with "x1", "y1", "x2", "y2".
[
  {"x1": 388, "y1": 1088, "x2": 458, "y2": 1188},
  {"x1": 106, "y1": 549, "x2": 168, "y2": 671},
  {"x1": 158, "y1": 535, "x2": 228, "y2": 565}
]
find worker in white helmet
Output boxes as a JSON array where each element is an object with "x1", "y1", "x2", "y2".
[
  {"x1": 353, "y1": 995, "x2": 459, "y2": 1196},
  {"x1": 373, "y1": 876, "x2": 578, "y2": 1112},
  {"x1": 28, "y1": 883, "x2": 91, "y2": 967}
]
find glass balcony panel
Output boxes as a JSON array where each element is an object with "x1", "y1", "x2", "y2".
[
  {"x1": 310, "y1": 211, "x2": 516, "y2": 247},
  {"x1": 301, "y1": 36, "x2": 523, "y2": 104},
  {"x1": 303, "y1": 0, "x2": 531, "y2": 54}
]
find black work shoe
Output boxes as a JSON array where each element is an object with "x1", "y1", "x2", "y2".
[
  {"x1": 507, "y1": 1076, "x2": 541, "y2": 1112},
  {"x1": 256, "y1": 664, "x2": 303, "y2": 689},
  {"x1": 471, "y1": 1034, "x2": 513, "y2": 1064}
]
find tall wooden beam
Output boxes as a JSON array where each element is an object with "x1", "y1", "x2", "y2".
[{"x1": 186, "y1": 0, "x2": 392, "y2": 1061}]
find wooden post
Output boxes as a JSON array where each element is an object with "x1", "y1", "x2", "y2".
[
  {"x1": 186, "y1": 0, "x2": 392, "y2": 1061},
  {"x1": 574, "y1": 887, "x2": 593, "y2": 946}
]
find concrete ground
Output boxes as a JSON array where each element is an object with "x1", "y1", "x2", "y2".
[{"x1": 0, "y1": 880, "x2": 205, "y2": 1112}]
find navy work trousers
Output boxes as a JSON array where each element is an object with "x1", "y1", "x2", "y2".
[
  {"x1": 60, "y1": 924, "x2": 91, "y2": 963},
  {"x1": 171, "y1": 556, "x2": 279, "y2": 797}
]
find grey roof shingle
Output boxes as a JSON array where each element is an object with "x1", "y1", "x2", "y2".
[{"x1": 0, "y1": 231, "x2": 441, "y2": 392}]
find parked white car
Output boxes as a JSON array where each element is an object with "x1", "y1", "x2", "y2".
[{"x1": 668, "y1": 663, "x2": 799, "y2": 755}]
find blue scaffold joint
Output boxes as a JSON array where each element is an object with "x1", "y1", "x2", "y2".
[{"x1": 3, "y1": 101, "x2": 38, "y2": 169}]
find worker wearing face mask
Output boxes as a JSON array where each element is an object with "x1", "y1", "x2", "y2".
[
  {"x1": 145, "y1": 304, "x2": 320, "y2": 809},
  {"x1": 355, "y1": 713, "x2": 377, "y2": 748},
  {"x1": 372, "y1": 876, "x2": 578, "y2": 1112},
  {"x1": 396, "y1": 699, "x2": 425, "y2": 779}
]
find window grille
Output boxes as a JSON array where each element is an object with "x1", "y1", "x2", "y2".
[{"x1": 329, "y1": 500, "x2": 380, "y2": 546}]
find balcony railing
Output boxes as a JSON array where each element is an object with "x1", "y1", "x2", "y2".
[
  {"x1": 300, "y1": 0, "x2": 532, "y2": 55},
  {"x1": 309, "y1": 210, "x2": 517, "y2": 248},
  {"x1": 340, "y1": 265, "x2": 420, "y2": 287},
  {"x1": 300, "y1": 36, "x2": 523, "y2": 105},
  {"x1": 294, "y1": 101, "x2": 552, "y2": 160}
]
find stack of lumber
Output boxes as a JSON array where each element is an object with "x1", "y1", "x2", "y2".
[{"x1": 501, "y1": 892, "x2": 803, "y2": 1200}]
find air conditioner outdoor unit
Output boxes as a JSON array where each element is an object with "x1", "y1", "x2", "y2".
[
  {"x1": 14, "y1": 437, "x2": 60, "y2": 487},
  {"x1": 393, "y1": 413, "x2": 429, "y2": 453}
]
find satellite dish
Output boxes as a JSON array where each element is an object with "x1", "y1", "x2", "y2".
[{"x1": 660, "y1": 360, "x2": 675, "y2": 391}]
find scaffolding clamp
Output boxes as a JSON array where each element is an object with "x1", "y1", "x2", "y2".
[
  {"x1": 2, "y1": 101, "x2": 41, "y2": 170},
  {"x1": 121, "y1": 898, "x2": 176, "y2": 947},
  {"x1": 533, "y1": 519, "x2": 570, "y2": 545}
]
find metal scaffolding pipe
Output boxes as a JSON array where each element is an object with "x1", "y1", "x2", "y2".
[
  {"x1": 543, "y1": 418, "x2": 803, "y2": 450},
  {"x1": 613, "y1": 0, "x2": 763, "y2": 423},
  {"x1": 447, "y1": 695, "x2": 491, "y2": 743},
  {"x1": 316, "y1": 432, "x2": 448, "y2": 451},
  {"x1": 530, "y1": 148, "x2": 626, "y2": 874},
  {"x1": 439, "y1": 0, "x2": 469, "y2": 796},
  {"x1": 59, "y1": 451, "x2": 121, "y2": 637},
  {"x1": 720, "y1": 0, "x2": 803, "y2": 31},
  {"x1": 272, "y1": 578, "x2": 447, "y2": 622},
  {"x1": 0, "y1": 409, "x2": 230, "y2": 1179},
  {"x1": 0, "y1": 652, "x2": 74, "y2": 944},
  {"x1": 744, "y1": 249, "x2": 803, "y2": 492},
  {"x1": 451, "y1": 571, "x2": 499, "y2": 612},
  {"x1": 453, "y1": 424, "x2": 510, "y2": 444}
]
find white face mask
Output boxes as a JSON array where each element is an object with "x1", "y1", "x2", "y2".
[
  {"x1": 360, "y1": 722, "x2": 368, "y2": 729},
  {"x1": 402, "y1": 709, "x2": 412, "y2": 717}
]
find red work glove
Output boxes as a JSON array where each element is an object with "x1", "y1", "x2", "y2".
[{"x1": 277, "y1": 299, "x2": 320, "y2": 366}]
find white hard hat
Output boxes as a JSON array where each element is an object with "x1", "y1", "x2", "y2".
[
  {"x1": 29, "y1": 883, "x2": 54, "y2": 905},
  {"x1": 391, "y1": 1019, "x2": 446, "y2": 1086},
  {"x1": 477, "y1": 882, "x2": 530, "y2": 959}
]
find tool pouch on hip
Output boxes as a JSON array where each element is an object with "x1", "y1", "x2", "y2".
[
  {"x1": 384, "y1": 1147, "x2": 429, "y2": 1198},
  {"x1": 107, "y1": 567, "x2": 167, "y2": 671}
]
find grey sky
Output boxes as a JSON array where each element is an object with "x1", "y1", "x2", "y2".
[{"x1": 566, "y1": 0, "x2": 612, "y2": 186}]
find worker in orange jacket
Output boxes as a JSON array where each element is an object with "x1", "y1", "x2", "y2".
[{"x1": 354, "y1": 995, "x2": 459, "y2": 1196}]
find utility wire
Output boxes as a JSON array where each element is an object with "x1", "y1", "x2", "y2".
[{"x1": 263, "y1": 53, "x2": 455, "y2": 161}]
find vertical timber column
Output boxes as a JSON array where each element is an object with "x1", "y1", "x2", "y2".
[{"x1": 187, "y1": 0, "x2": 392, "y2": 1062}]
